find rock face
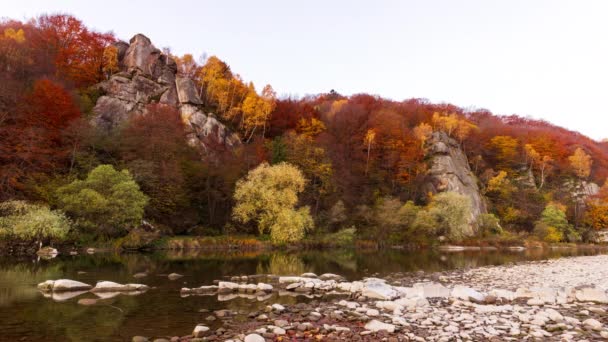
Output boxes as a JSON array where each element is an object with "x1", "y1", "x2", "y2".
[
  {"x1": 423, "y1": 131, "x2": 487, "y2": 223},
  {"x1": 92, "y1": 34, "x2": 240, "y2": 153}
]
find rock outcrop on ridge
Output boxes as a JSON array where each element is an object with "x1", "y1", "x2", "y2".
[
  {"x1": 91, "y1": 34, "x2": 240, "y2": 152},
  {"x1": 423, "y1": 131, "x2": 487, "y2": 225}
]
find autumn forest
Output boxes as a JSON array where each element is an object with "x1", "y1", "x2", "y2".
[{"x1": 2, "y1": 14, "x2": 608, "y2": 252}]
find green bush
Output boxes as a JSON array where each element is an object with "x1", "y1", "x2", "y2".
[
  {"x1": 427, "y1": 192, "x2": 473, "y2": 242},
  {"x1": 477, "y1": 213, "x2": 503, "y2": 237},
  {"x1": 535, "y1": 203, "x2": 578, "y2": 242},
  {"x1": 56, "y1": 165, "x2": 148, "y2": 238},
  {"x1": 0, "y1": 201, "x2": 71, "y2": 243}
]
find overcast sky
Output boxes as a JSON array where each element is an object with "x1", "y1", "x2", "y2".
[{"x1": 4, "y1": 0, "x2": 608, "y2": 140}]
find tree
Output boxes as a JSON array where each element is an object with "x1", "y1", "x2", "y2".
[
  {"x1": 427, "y1": 192, "x2": 473, "y2": 241},
  {"x1": 119, "y1": 105, "x2": 198, "y2": 230},
  {"x1": 534, "y1": 203, "x2": 576, "y2": 242},
  {"x1": 297, "y1": 117, "x2": 326, "y2": 137},
  {"x1": 0, "y1": 200, "x2": 70, "y2": 244},
  {"x1": 283, "y1": 132, "x2": 333, "y2": 214},
  {"x1": 488, "y1": 136, "x2": 519, "y2": 170},
  {"x1": 525, "y1": 144, "x2": 552, "y2": 189},
  {"x1": 56, "y1": 165, "x2": 148, "y2": 237},
  {"x1": 102, "y1": 45, "x2": 118, "y2": 78},
  {"x1": 32, "y1": 14, "x2": 115, "y2": 87},
  {"x1": 0, "y1": 78, "x2": 81, "y2": 196},
  {"x1": 569, "y1": 147, "x2": 592, "y2": 179},
  {"x1": 232, "y1": 162, "x2": 313, "y2": 244},
  {"x1": 364, "y1": 128, "x2": 376, "y2": 175},
  {"x1": 413, "y1": 122, "x2": 433, "y2": 148}
]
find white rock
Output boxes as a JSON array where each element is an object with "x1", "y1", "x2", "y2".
[
  {"x1": 91, "y1": 281, "x2": 149, "y2": 292},
  {"x1": 37, "y1": 279, "x2": 93, "y2": 292},
  {"x1": 273, "y1": 327, "x2": 286, "y2": 335},
  {"x1": 192, "y1": 324, "x2": 210, "y2": 338},
  {"x1": 575, "y1": 287, "x2": 608, "y2": 304},
  {"x1": 257, "y1": 283, "x2": 273, "y2": 292},
  {"x1": 218, "y1": 281, "x2": 239, "y2": 293},
  {"x1": 364, "y1": 320, "x2": 396, "y2": 333},
  {"x1": 583, "y1": 318, "x2": 602, "y2": 331},
  {"x1": 319, "y1": 273, "x2": 342, "y2": 280},
  {"x1": 365, "y1": 309, "x2": 380, "y2": 317},
  {"x1": 451, "y1": 285, "x2": 485, "y2": 302},
  {"x1": 362, "y1": 280, "x2": 398, "y2": 300},
  {"x1": 416, "y1": 283, "x2": 451, "y2": 298},
  {"x1": 271, "y1": 303, "x2": 285, "y2": 312},
  {"x1": 244, "y1": 333, "x2": 265, "y2": 342}
]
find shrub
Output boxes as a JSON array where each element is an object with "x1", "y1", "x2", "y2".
[
  {"x1": 536, "y1": 203, "x2": 578, "y2": 242},
  {"x1": 427, "y1": 192, "x2": 473, "y2": 242},
  {"x1": 477, "y1": 213, "x2": 503, "y2": 237},
  {"x1": 232, "y1": 162, "x2": 313, "y2": 244},
  {"x1": 56, "y1": 165, "x2": 148, "y2": 238},
  {"x1": 533, "y1": 222, "x2": 563, "y2": 243},
  {"x1": 0, "y1": 201, "x2": 70, "y2": 243}
]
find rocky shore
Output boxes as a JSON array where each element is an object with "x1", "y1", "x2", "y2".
[{"x1": 116, "y1": 254, "x2": 608, "y2": 341}]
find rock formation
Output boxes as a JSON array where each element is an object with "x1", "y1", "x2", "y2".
[
  {"x1": 423, "y1": 131, "x2": 487, "y2": 223},
  {"x1": 91, "y1": 34, "x2": 240, "y2": 152}
]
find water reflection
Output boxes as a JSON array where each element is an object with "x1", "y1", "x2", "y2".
[{"x1": 0, "y1": 247, "x2": 606, "y2": 341}]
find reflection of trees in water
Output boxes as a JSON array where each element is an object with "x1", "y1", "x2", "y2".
[
  {"x1": 257, "y1": 253, "x2": 307, "y2": 275},
  {"x1": 0, "y1": 262, "x2": 62, "y2": 306}
]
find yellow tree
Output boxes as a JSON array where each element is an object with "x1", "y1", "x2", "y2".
[
  {"x1": 489, "y1": 136, "x2": 519, "y2": 170},
  {"x1": 525, "y1": 144, "x2": 553, "y2": 189},
  {"x1": 569, "y1": 147, "x2": 592, "y2": 179},
  {"x1": 232, "y1": 162, "x2": 313, "y2": 244},
  {"x1": 568, "y1": 147, "x2": 593, "y2": 229},
  {"x1": 413, "y1": 122, "x2": 433, "y2": 148},
  {"x1": 297, "y1": 117, "x2": 326, "y2": 137},
  {"x1": 260, "y1": 84, "x2": 276, "y2": 138},
  {"x1": 364, "y1": 129, "x2": 376, "y2": 176},
  {"x1": 102, "y1": 45, "x2": 119, "y2": 79}
]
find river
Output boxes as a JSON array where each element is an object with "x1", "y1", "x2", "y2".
[{"x1": 0, "y1": 247, "x2": 606, "y2": 341}]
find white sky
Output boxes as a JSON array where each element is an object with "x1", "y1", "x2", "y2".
[{"x1": 4, "y1": 0, "x2": 608, "y2": 140}]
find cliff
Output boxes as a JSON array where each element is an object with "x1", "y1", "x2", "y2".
[
  {"x1": 423, "y1": 132, "x2": 487, "y2": 225},
  {"x1": 91, "y1": 34, "x2": 240, "y2": 153}
]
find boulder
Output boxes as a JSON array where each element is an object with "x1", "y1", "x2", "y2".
[
  {"x1": 575, "y1": 287, "x2": 608, "y2": 304},
  {"x1": 218, "y1": 281, "x2": 240, "y2": 294},
  {"x1": 180, "y1": 285, "x2": 218, "y2": 295},
  {"x1": 192, "y1": 324, "x2": 210, "y2": 338},
  {"x1": 168, "y1": 273, "x2": 183, "y2": 281},
  {"x1": 361, "y1": 280, "x2": 398, "y2": 300},
  {"x1": 91, "y1": 281, "x2": 149, "y2": 292},
  {"x1": 38, "y1": 279, "x2": 93, "y2": 292},
  {"x1": 244, "y1": 334, "x2": 265, "y2": 342},
  {"x1": 364, "y1": 320, "x2": 396, "y2": 333},
  {"x1": 450, "y1": 285, "x2": 486, "y2": 302}
]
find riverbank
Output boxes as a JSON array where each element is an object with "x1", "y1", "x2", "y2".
[{"x1": 130, "y1": 254, "x2": 608, "y2": 341}]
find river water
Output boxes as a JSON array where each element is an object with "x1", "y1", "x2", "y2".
[{"x1": 0, "y1": 247, "x2": 605, "y2": 341}]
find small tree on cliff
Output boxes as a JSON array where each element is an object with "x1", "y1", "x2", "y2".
[{"x1": 232, "y1": 162, "x2": 313, "y2": 244}]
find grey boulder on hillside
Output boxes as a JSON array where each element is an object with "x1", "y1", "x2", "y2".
[
  {"x1": 423, "y1": 132, "x2": 487, "y2": 226},
  {"x1": 92, "y1": 33, "x2": 240, "y2": 153}
]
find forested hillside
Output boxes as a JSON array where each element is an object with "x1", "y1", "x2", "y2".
[{"x1": 2, "y1": 15, "x2": 608, "y2": 250}]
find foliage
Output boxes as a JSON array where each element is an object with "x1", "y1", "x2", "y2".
[
  {"x1": 0, "y1": 200, "x2": 70, "y2": 242},
  {"x1": 535, "y1": 203, "x2": 577, "y2": 242},
  {"x1": 488, "y1": 136, "x2": 519, "y2": 169},
  {"x1": 477, "y1": 213, "x2": 503, "y2": 237},
  {"x1": 569, "y1": 147, "x2": 592, "y2": 179},
  {"x1": 427, "y1": 192, "x2": 473, "y2": 242},
  {"x1": 232, "y1": 162, "x2": 313, "y2": 244},
  {"x1": 56, "y1": 165, "x2": 148, "y2": 237}
]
